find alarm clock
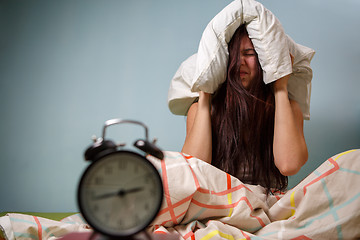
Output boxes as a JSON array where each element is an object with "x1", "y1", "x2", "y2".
[{"x1": 77, "y1": 119, "x2": 164, "y2": 239}]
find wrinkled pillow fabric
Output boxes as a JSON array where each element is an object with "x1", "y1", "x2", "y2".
[
  {"x1": 286, "y1": 36, "x2": 315, "y2": 120},
  {"x1": 168, "y1": 0, "x2": 315, "y2": 119},
  {"x1": 168, "y1": 54, "x2": 199, "y2": 117}
]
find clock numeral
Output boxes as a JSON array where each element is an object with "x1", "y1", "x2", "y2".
[
  {"x1": 144, "y1": 203, "x2": 149, "y2": 211},
  {"x1": 93, "y1": 204, "x2": 99, "y2": 212},
  {"x1": 134, "y1": 165, "x2": 139, "y2": 174},
  {"x1": 134, "y1": 214, "x2": 140, "y2": 223},
  {"x1": 95, "y1": 177, "x2": 104, "y2": 185},
  {"x1": 104, "y1": 166, "x2": 112, "y2": 174},
  {"x1": 117, "y1": 219, "x2": 123, "y2": 227},
  {"x1": 118, "y1": 160, "x2": 127, "y2": 170},
  {"x1": 149, "y1": 187, "x2": 156, "y2": 196},
  {"x1": 145, "y1": 174, "x2": 152, "y2": 182},
  {"x1": 90, "y1": 190, "x2": 97, "y2": 199}
]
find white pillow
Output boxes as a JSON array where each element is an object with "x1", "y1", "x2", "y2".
[
  {"x1": 168, "y1": 0, "x2": 315, "y2": 119},
  {"x1": 168, "y1": 54, "x2": 198, "y2": 116}
]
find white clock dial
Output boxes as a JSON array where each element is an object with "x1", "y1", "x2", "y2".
[{"x1": 78, "y1": 151, "x2": 163, "y2": 238}]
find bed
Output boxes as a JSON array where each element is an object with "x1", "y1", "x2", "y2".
[
  {"x1": 0, "y1": 212, "x2": 88, "y2": 240},
  {"x1": 0, "y1": 213, "x2": 76, "y2": 222},
  {"x1": 1, "y1": 149, "x2": 360, "y2": 239}
]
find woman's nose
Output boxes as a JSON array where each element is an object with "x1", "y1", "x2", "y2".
[{"x1": 240, "y1": 56, "x2": 246, "y2": 65}]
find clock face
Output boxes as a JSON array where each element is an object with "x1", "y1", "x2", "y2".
[{"x1": 78, "y1": 151, "x2": 163, "y2": 238}]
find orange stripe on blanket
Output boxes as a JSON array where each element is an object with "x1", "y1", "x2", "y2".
[
  {"x1": 192, "y1": 197, "x2": 240, "y2": 209},
  {"x1": 157, "y1": 184, "x2": 252, "y2": 217},
  {"x1": 181, "y1": 153, "x2": 200, "y2": 189},
  {"x1": 303, "y1": 157, "x2": 339, "y2": 195},
  {"x1": 160, "y1": 209, "x2": 188, "y2": 226},
  {"x1": 240, "y1": 229, "x2": 251, "y2": 240},
  {"x1": 226, "y1": 173, "x2": 234, "y2": 217},
  {"x1": 227, "y1": 173, "x2": 231, "y2": 190},
  {"x1": 161, "y1": 159, "x2": 178, "y2": 225},
  {"x1": 193, "y1": 195, "x2": 256, "y2": 210},
  {"x1": 192, "y1": 197, "x2": 266, "y2": 227},
  {"x1": 197, "y1": 184, "x2": 252, "y2": 195},
  {"x1": 183, "y1": 230, "x2": 195, "y2": 240},
  {"x1": 181, "y1": 153, "x2": 194, "y2": 160},
  {"x1": 250, "y1": 214, "x2": 266, "y2": 227},
  {"x1": 274, "y1": 195, "x2": 281, "y2": 200},
  {"x1": 290, "y1": 235, "x2": 312, "y2": 240},
  {"x1": 33, "y1": 216, "x2": 42, "y2": 240},
  {"x1": 153, "y1": 230, "x2": 168, "y2": 234},
  {"x1": 157, "y1": 185, "x2": 251, "y2": 217},
  {"x1": 157, "y1": 194, "x2": 194, "y2": 216}
]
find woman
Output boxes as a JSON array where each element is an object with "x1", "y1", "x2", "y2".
[{"x1": 182, "y1": 25, "x2": 308, "y2": 192}]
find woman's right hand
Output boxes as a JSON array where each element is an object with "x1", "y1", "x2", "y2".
[{"x1": 198, "y1": 91, "x2": 212, "y2": 110}]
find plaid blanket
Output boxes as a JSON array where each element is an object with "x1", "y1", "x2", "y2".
[{"x1": 1, "y1": 149, "x2": 359, "y2": 239}]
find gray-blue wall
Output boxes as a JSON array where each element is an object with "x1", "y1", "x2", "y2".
[{"x1": 1, "y1": 0, "x2": 359, "y2": 212}]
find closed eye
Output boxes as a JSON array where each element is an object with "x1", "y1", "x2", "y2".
[{"x1": 242, "y1": 48, "x2": 257, "y2": 56}]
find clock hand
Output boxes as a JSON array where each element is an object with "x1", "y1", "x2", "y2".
[
  {"x1": 94, "y1": 187, "x2": 144, "y2": 200},
  {"x1": 123, "y1": 186, "x2": 144, "y2": 194},
  {"x1": 118, "y1": 187, "x2": 144, "y2": 197},
  {"x1": 94, "y1": 191, "x2": 118, "y2": 200}
]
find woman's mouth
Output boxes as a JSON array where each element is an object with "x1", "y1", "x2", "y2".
[{"x1": 240, "y1": 71, "x2": 248, "y2": 77}]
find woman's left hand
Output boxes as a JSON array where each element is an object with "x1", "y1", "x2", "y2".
[{"x1": 273, "y1": 54, "x2": 294, "y2": 92}]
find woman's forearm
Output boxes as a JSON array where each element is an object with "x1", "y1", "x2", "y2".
[
  {"x1": 273, "y1": 86, "x2": 308, "y2": 176},
  {"x1": 182, "y1": 92, "x2": 212, "y2": 163}
]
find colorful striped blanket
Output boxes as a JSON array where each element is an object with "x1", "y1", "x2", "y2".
[{"x1": 1, "y1": 149, "x2": 359, "y2": 239}]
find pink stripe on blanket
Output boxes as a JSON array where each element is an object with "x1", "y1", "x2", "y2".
[
  {"x1": 182, "y1": 230, "x2": 195, "y2": 239},
  {"x1": 181, "y1": 153, "x2": 200, "y2": 189},
  {"x1": 158, "y1": 194, "x2": 194, "y2": 216},
  {"x1": 160, "y1": 210, "x2": 188, "y2": 226},
  {"x1": 303, "y1": 157, "x2": 339, "y2": 195},
  {"x1": 290, "y1": 235, "x2": 312, "y2": 240},
  {"x1": 157, "y1": 183, "x2": 252, "y2": 217},
  {"x1": 198, "y1": 183, "x2": 252, "y2": 195},
  {"x1": 161, "y1": 159, "x2": 178, "y2": 225},
  {"x1": 192, "y1": 197, "x2": 266, "y2": 227},
  {"x1": 33, "y1": 216, "x2": 42, "y2": 240},
  {"x1": 240, "y1": 229, "x2": 251, "y2": 240}
]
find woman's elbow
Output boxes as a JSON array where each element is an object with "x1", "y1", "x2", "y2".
[
  {"x1": 278, "y1": 164, "x2": 301, "y2": 176},
  {"x1": 276, "y1": 151, "x2": 308, "y2": 176}
]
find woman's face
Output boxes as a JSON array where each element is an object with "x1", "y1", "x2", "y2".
[{"x1": 239, "y1": 34, "x2": 259, "y2": 89}]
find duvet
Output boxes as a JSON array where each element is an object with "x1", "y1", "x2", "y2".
[{"x1": 1, "y1": 149, "x2": 359, "y2": 239}]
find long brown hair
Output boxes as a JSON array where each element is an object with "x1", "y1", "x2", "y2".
[{"x1": 211, "y1": 25, "x2": 288, "y2": 192}]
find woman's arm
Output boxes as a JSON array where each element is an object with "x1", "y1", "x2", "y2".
[
  {"x1": 181, "y1": 91, "x2": 212, "y2": 163},
  {"x1": 273, "y1": 75, "x2": 308, "y2": 176}
]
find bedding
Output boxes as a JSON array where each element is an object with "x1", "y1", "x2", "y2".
[
  {"x1": 0, "y1": 213, "x2": 77, "y2": 222},
  {"x1": 168, "y1": 0, "x2": 315, "y2": 119},
  {"x1": 1, "y1": 149, "x2": 359, "y2": 239},
  {"x1": 0, "y1": 213, "x2": 89, "y2": 240}
]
